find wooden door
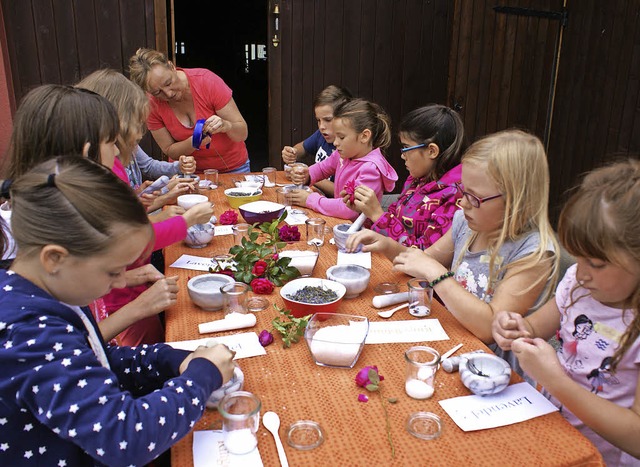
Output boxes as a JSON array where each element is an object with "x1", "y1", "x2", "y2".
[{"x1": 268, "y1": 0, "x2": 456, "y2": 183}]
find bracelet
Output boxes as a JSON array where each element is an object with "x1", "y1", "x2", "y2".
[{"x1": 429, "y1": 271, "x2": 454, "y2": 287}]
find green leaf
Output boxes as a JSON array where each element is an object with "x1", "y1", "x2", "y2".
[
  {"x1": 368, "y1": 369, "x2": 380, "y2": 385},
  {"x1": 387, "y1": 398, "x2": 398, "y2": 404},
  {"x1": 365, "y1": 383, "x2": 379, "y2": 392}
]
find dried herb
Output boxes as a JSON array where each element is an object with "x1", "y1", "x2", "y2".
[
  {"x1": 286, "y1": 285, "x2": 338, "y2": 304},
  {"x1": 271, "y1": 305, "x2": 311, "y2": 348}
]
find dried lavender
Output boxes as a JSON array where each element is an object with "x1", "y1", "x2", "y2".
[{"x1": 287, "y1": 285, "x2": 338, "y2": 304}]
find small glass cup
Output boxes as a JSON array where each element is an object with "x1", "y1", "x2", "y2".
[
  {"x1": 232, "y1": 223, "x2": 251, "y2": 246},
  {"x1": 204, "y1": 169, "x2": 218, "y2": 189},
  {"x1": 276, "y1": 187, "x2": 291, "y2": 207},
  {"x1": 405, "y1": 346, "x2": 440, "y2": 400},
  {"x1": 305, "y1": 218, "x2": 326, "y2": 246},
  {"x1": 291, "y1": 162, "x2": 308, "y2": 188},
  {"x1": 221, "y1": 282, "x2": 249, "y2": 316},
  {"x1": 407, "y1": 278, "x2": 433, "y2": 317},
  {"x1": 262, "y1": 167, "x2": 277, "y2": 187},
  {"x1": 218, "y1": 391, "x2": 261, "y2": 455}
]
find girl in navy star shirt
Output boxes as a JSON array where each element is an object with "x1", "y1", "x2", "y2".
[{"x1": 0, "y1": 156, "x2": 235, "y2": 466}]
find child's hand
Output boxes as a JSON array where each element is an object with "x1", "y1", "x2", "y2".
[
  {"x1": 287, "y1": 188, "x2": 310, "y2": 206},
  {"x1": 511, "y1": 337, "x2": 564, "y2": 387},
  {"x1": 352, "y1": 186, "x2": 384, "y2": 221},
  {"x1": 282, "y1": 146, "x2": 297, "y2": 165},
  {"x1": 166, "y1": 176, "x2": 197, "y2": 192},
  {"x1": 492, "y1": 311, "x2": 532, "y2": 350},
  {"x1": 180, "y1": 344, "x2": 236, "y2": 384},
  {"x1": 161, "y1": 182, "x2": 194, "y2": 203},
  {"x1": 134, "y1": 275, "x2": 179, "y2": 318},
  {"x1": 182, "y1": 201, "x2": 215, "y2": 227},
  {"x1": 125, "y1": 264, "x2": 163, "y2": 287},
  {"x1": 346, "y1": 229, "x2": 386, "y2": 253},
  {"x1": 139, "y1": 192, "x2": 159, "y2": 209},
  {"x1": 179, "y1": 155, "x2": 196, "y2": 174}
]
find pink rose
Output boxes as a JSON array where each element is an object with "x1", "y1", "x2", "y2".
[
  {"x1": 278, "y1": 224, "x2": 300, "y2": 242},
  {"x1": 344, "y1": 180, "x2": 356, "y2": 204},
  {"x1": 355, "y1": 365, "x2": 384, "y2": 387},
  {"x1": 251, "y1": 260, "x2": 268, "y2": 277},
  {"x1": 220, "y1": 209, "x2": 238, "y2": 225},
  {"x1": 250, "y1": 278, "x2": 274, "y2": 295},
  {"x1": 259, "y1": 330, "x2": 274, "y2": 347}
]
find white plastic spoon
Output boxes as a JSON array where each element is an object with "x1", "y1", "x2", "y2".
[
  {"x1": 263, "y1": 411, "x2": 289, "y2": 467},
  {"x1": 376, "y1": 302, "x2": 409, "y2": 319}
]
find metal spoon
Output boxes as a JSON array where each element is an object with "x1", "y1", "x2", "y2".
[
  {"x1": 376, "y1": 302, "x2": 409, "y2": 319},
  {"x1": 263, "y1": 411, "x2": 289, "y2": 467}
]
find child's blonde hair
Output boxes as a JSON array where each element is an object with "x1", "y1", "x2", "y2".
[
  {"x1": 77, "y1": 69, "x2": 149, "y2": 165},
  {"x1": 334, "y1": 98, "x2": 392, "y2": 153},
  {"x1": 457, "y1": 129, "x2": 560, "y2": 298},
  {"x1": 558, "y1": 158, "x2": 640, "y2": 371}
]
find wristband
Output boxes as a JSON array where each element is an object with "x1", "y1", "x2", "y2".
[{"x1": 429, "y1": 271, "x2": 454, "y2": 287}]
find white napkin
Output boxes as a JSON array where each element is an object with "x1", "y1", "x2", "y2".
[
  {"x1": 336, "y1": 251, "x2": 372, "y2": 269},
  {"x1": 284, "y1": 207, "x2": 308, "y2": 225},
  {"x1": 193, "y1": 430, "x2": 263, "y2": 467}
]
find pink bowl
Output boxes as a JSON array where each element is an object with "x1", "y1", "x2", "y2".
[{"x1": 279, "y1": 278, "x2": 346, "y2": 318}]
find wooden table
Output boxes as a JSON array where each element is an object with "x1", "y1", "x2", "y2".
[{"x1": 164, "y1": 173, "x2": 603, "y2": 466}]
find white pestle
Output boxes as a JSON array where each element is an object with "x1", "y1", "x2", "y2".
[
  {"x1": 372, "y1": 292, "x2": 410, "y2": 308},
  {"x1": 198, "y1": 312, "x2": 256, "y2": 334},
  {"x1": 346, "y1": 213, "x2": 367, "y2": 234}
]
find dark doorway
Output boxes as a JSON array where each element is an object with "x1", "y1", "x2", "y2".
[{"x1": 171, "y1": 1, "x2": 268, "y2": 171}]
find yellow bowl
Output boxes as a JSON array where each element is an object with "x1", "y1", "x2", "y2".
[{"x1": 224, "y1": 188, "x2": 262, "y2": 208}]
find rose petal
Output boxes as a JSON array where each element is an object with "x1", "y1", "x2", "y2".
[{"x1": 357, "y1": 394, "x2": 369, "y2": 403}]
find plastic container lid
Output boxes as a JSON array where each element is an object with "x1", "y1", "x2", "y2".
[
  {"x1": 406, "y1": 412, "x2": 442, "y2": 440},
  {"x1": 247, "y1": 296, "x2": 269, "y2": 312},
  {"x1": 374, "y1": 282, "x2": 400, "y2": 294},
  {"x1": 286, "y1": 420, "x2": 324, "y2": 450}
]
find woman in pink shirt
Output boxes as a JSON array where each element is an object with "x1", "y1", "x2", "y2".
[
  {"x1": 129, "y1": 48, "x2": 250, "y2": 173},
  {"x1": 288, "y1": 98, "x2": 398, "y2": 220}
]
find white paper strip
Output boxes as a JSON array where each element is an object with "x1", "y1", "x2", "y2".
[
  {"x1": 169, "y1": 254, "x2": 217, "y2": 272},
  {"x1": 365, "y1": 319, "x2": 449, "y2": 344},
  {"x1": 166, "y1": 332, "x2": 267, "y2": 360},
  {"x1": 193, "y1": 430, "x2": 264, "y2": 467}
]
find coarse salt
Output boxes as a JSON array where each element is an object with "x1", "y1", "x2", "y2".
[
  {"x1": 279, "y1": 250, "x2": 318, "y2": 276},
  {"x1": 405, "y1": 379, "x2": 434, "y2": 400},
  {"x1": 223, "y1": 428, "x2": 257, "y2": 455},
  {"x1": 309, "y1": 324, "x2": 365, "y2": 367}
]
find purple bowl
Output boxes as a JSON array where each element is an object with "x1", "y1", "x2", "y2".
[{"x1": 238, "y1": 200, "x2": 286, "y2": 224}]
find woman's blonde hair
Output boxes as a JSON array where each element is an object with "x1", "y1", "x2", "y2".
[
  {"x1": 77, "y1": 69, "x2": 149, "y2": 165},
  {"x1": 128, "y1": 47, "x2": 172, "y2": 92},
  {"x1": 558, "y1": 158, "x2": 640, "y2": 371},
  {"x1": 457, "y1": 129, "x2": 560, "y2": 298},
  {"x1": 10, "y1": 156, "x2": 152, "y2": 259}
]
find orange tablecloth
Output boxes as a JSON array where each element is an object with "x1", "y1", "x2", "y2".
[{"x1": 164, "y1": 173, "x2": 603, "y2": 466}]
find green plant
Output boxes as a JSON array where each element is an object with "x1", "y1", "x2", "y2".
[{"x1": 271, "y1": 305, "x2": 311, "y2": 348}]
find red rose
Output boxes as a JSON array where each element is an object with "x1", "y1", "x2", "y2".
[
  {"x1": 217, "y1": 269, "x2": 235, "y2": 279},
  {"x1": 250, "y1": 278, "x2": 274, "y2": 294},
  {"x1": 220, "y1": 209, "x2": 239, "y2": 225},
  {"x1": 251, "y1": 260, "x2": 268, "y2": 277}
]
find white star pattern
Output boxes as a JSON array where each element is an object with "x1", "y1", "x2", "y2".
[
  {"x1": 178, "y1": 407, "x2": 185, "y2": 415},
  {"x1": 104, "y1": 378, "x2": 113, "y2": 385},
  {"x1": 61, "y1": 358, "x2": 71, "y2": 367},
  {"x1": 119, "y1": 440, "x2": 128, "y2": 450},
  {"x1": 32, "y1": 385, "x2": 39, "y2": 394},
  {"x1": 26, "y1": 339, "x2": 36, "y2": 346},
  {"x1": 191, "y1": 397, "x2": 200, "y2": 406},
  {"x1": 33, "y1": 365, "x2": 42, "y2": 371},
  {"x1": 24, "y1": 423, "x2": 33, "y2": 431},
  {"x1": 117, "y1": 411, "x2": 126, "y2": 421},
  {"x1": 186, "y1": 380, "x2": 193, "y2": 386},
  {"x1": 38, "y1": 323, "x2": 46, "y2": 328},
  {"x1": 142, "y1": 402, "x2": 149, "y2": 410},
  {"x1": 98, "y1": 396, "x2": 108, "y2": 404},
  {"x1": 148, "y1": 442, "x2": 156, "y2": 452},
  {"x1": 58, "y1": 460, "x2": 67, "y2": 467},
  {"x1": 77, "y1": 379, "x2": 87, "y2": 388},
  {"x1": 0, "y1": 417, "x2": 6, "y2": 425},
  {"x1": 24, "y1": 450, "x2": 33, "y2": 458},
  {"x1": 53, "y1": 383, "x2": 61, "y2": 392},
  {"x1": 46, "y1": 411, "x2": 52, "y2": 419},
  {"x1": 73, "y1": 349, "x2": 81, "y2": 356},
  {"x1": 3, "y1": 284, "x2": 12, "y2": 291},
  {"x1": 45, "y1": 353, "x2": 54, "y2": 361},
  {"x1": 68, "y1": 429, "x2": 76, "y2": 437},
  {"x1": 4, "y1": 340, "x2": 12, "y2": 349},
  {"x1": 167, "y1": 381, "x2": 175, "y2": 387},
  {"x1": 65, "y1": 325, "x2": 73, "y2": 332},
  {"x1": 171, "y1": 432, "x2": 178, "y2": 439},
  {"x1": 190, "y1": 420, "x2": 195, "y2": 428},
  {"x1": 93, "y1": 422, "x2": 102, "y2": 432},
  {"x1": 39, "y1": 446, "x2": 46, "y2": 454},
  {"x1": 161, "y1": 396, "x2": 168, "y2": 402},
  {"x1": 53, "y1": 342, "x2": 63, "y2": 351},
  {"x1": 0, "y1": 442, "x2": 8, "y2": 451},
  {"x1": 52, "y1": 427, "x2": 61, "y2": 434},
  {"x1": 176, "y1": 386, "x2": 184, "y2": 393},
  {"x1": 124, "y1": 368, "x2": 130, "y2": 374},
  {"x1": 159, "y1": 416, "x2": 166, "y2": 426},
  {"x1": 0, "y1": 321, "x2": 6, "y2": 331},
  {"x1": 96, "y1": 448, "x2": 104, "y2": 456},
  {"x1": 135, "y1": 422, "x2": 143, "y2": 432},
  {"x1": 69, "y1": 404, "x2": 79, "y2": 414}
]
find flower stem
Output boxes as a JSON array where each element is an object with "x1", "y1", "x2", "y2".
[{"x1": 379, "y1": 391, "x2": 395, "y2": 458}]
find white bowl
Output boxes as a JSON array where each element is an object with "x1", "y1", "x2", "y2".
[
  {"x1": 184, "y1": 222, "x2": 215, "y2": 248},
  {"x1": 459, "y1": 353, "x2": 511, "y2": 396},
  {"x1": 326, "y1": 265, "x2": 370, "y2": 299},
  {"x1": 177, "y1": 194, "x2": 209, "y2": 210},
  {"x1": 187, "y1": 273, "x2": 235, "y2": 311}
]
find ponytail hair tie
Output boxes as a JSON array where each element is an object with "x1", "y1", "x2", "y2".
[
  {"x1": 0, "y1": 179, "x2": 12, "y2": 199},
  {"x1": 47, "y1": 173, "x2": 56, "y2": 188}
]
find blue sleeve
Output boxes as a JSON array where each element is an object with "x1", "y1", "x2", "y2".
[
  {"x1": 302, "y1": 130, "x2": 324, "y2": 156},
  {"x1": 135, "y1": 145, "x2": 180, "y2": 180},
  {"x1": 7, "y1": 317, "x2": 221, "y2": 466}
]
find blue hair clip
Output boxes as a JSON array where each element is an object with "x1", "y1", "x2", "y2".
[{"x1": 192, "y1": 119, "x2": 211, "y2": 149}]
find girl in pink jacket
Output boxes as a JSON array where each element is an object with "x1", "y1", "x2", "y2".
[{"x1": 288, "y1": 98, "x2": 398, "y2": 220}]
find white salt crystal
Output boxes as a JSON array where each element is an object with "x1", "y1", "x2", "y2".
[
  {"x1": 405, "y1": 379, "x2": 434, "y2": 400},
  {"x1": 309, "y1": 324, "x2": 365, "y2": 367},
  {"x1": 223, "y1": 428, "x2": 257, "y2": 455}
]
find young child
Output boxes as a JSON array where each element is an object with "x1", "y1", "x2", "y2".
[
  {"x1": 492, "y1": 159, "x2": 640, "y2": 465},
  {"x1": 2, "y1": 84, "x2": 212, "y2": 345},
  {"x1": 288, "y1": 98, "x2": 398, "y2": 220},
  {"x1": 348, "y1": 130, "x2": 559, "y2": 370},
  {"x1": 343, "y1": 104, "x2": 465, "y2": 248},
  {"x1": 281, "y1": 84, "x2": 352, "y2": 195},
  {"x1": 0, "y1": 156, "x2": 236, "y2": 466}
]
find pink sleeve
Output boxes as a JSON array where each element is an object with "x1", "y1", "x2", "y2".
[
  {"x1": 152, "y1": 216, "x2": 187, "y2": 251},
  {"x1": 308, "y1": 151, "x2": 340, "y2": 185},
  {"x1": 305, "y1": 192, "x2": 359, "y2": 220}
]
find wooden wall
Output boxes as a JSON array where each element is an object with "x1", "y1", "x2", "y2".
[{"x1": 270, "y1": 0, "x2": 455, "y2": 178}]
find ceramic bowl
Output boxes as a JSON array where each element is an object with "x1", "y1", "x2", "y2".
[
  {"x1": 184, "y1": 222, "x2": 215, "y2": 248},
  {"x1": 206, "y1": 364, "x2": 244, "y2": 408},
  {"x1": 238, "y1": 200, "x2": 286, "y2": 224},
  {"x1": 187, "y1": 273, "x2": 236, "y2": 311},
  {"x1": 280, "y1": 277, "x2": 346, "y2": 318},
  {"x1": 235, "y1": 180, "x2": 263, "y2": 190},
  {"x1": 459, "y1": 353, "x2": 511, "y2": 396},
  {"x1": 224, "y1": 188, "x2": 262, "y2": 208},
  {"x1": 333, "y1": 223, "x2": 363, "y2": 253},
  {"x1": 304, "y1": 313, "x2": 369, "y2": 368},
  {"x1": 177, "y1": 193, "x2": 209, "y2": 210},
  {"x1": 326, "y1": 265, "x2": 371, "y2": 299}
]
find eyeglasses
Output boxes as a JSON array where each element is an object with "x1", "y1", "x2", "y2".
[
  {"x1": 455, "y1": 183, "x2": 502, "y2": 208},
  {"x1": 400, "y1": 143, "x2": 426, "y2": 153}
]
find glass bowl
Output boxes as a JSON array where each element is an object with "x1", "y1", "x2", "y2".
[{"x1": 304, "y1": 313, "x2": 369, "y2": 368}]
